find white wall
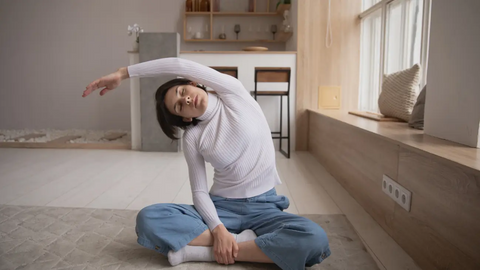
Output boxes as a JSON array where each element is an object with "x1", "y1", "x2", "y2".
[
  {"x1": 424, "y1": 0, "x2": 480, "y2": 148},
  {"x1": 0, "y1": 0, "x2": 290, "y2": 130}
]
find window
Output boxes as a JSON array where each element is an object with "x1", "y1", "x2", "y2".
[{"x1": 359, "y1": 0, "x2": 431, "y2": 112}]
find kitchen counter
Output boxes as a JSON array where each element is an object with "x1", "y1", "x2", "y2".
[{"x1": 180, "y1": 51, "x2": 297, "y2": 54}]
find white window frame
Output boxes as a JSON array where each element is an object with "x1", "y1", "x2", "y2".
[{"x1": 358, "y1": 0, "x2": 431, "y2": 111}]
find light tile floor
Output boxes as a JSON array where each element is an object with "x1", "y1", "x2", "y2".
[{"x1": 0, "y1": 148, "x2": 421, "y2": 270}]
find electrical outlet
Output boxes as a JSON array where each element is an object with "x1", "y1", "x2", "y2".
[
  {"x1": 382, "y1": 175, "x2": 412, "y2": 212},
  {"x1": 394, "y1": 181, "x2": 412, "y2": 212}
]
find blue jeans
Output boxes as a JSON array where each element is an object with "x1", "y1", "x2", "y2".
[{"x1": 135, "y1": 188, "x2": 331, "y2": 270}]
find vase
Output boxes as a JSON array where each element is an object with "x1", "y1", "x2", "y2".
[
  {"x1": 132, "y1": 40, "x2": 139, "y2": 52},
  {"x1": 194, "y1": 32, "x2": 203, "y2": 39},
  {"x1": 276, "y1": 0, "x2": 284, "y2": 11}
]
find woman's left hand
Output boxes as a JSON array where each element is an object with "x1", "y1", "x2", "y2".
[{"x1": 212, "y1": 224, "x2": 239, "y2": 265}]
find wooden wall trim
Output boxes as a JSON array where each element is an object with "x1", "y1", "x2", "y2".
[
  {"x1": 295, "y1": 0, "x2": 314, "y2": 151},
  {"x1": 295, "y1": 0, "x2": 361, "y2": 151}
]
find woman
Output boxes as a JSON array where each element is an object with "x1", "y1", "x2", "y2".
[{"x1": 83, "y1": 57, "x2": 331, "y2": 269}]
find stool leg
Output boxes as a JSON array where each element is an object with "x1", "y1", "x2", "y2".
[
  {"x1": 287, "y1": 94, "x2": 290, "y2": 159},
  {"x1": 254, "y1": 70, "x2": 258, "y2": 101},
  {"x1": 279, "y1": 95, "x2": 283, "y2": 152}
]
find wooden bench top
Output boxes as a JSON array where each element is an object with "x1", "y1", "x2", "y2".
[{"x1": 308, "y1": 109, "x2": 480, "y2": 172}]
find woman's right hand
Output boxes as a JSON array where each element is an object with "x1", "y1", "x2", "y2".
[
  {"x1": 212, "y1": 224, "x2": 239, "y2": 265},
  {"x1": 83, "y1": 67, "x2": 128, "y2": 97}
]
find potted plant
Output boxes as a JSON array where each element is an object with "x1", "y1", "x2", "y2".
[
  {"x1": 276, "y1": 0, "x2": 291, "y2": 11},
  {"x1": 127, "y1": 24, "x2": 144, "y2": 52}
]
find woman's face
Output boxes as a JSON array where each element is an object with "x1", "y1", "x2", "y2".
[{"x1": 164, "y1": 83, "x2": 209, "y2": 122}]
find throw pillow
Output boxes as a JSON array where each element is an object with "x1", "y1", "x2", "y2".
[
  {"x1": 378, "y1": 64, "x2": 421, "y2": 122},
  {"x1": 409, "y1": 85, "x2": 426, "y2": 129}
]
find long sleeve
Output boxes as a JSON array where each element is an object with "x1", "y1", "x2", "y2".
[
  {"x1": 183, "y1": 133, "x2": 223, "y2": 231},
  {"x1": 127, "y1": 57, "x2": 251, "y2": 100}
]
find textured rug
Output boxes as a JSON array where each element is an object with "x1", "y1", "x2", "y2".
[{"x1": 0, "y1": 205, "x2": 378, "y2": 270}]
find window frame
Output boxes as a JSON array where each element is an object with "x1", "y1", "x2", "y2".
[{"x1": 358, "y1": 0, "x2": 431, "y2": 111}]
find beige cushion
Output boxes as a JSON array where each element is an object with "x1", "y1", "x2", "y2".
[
  {"x1": 378, "y1": 64, "x2": 421, "y2": 122},
  {"x1": 409, "y1": 84, "x2": 426, "y2": 129}
]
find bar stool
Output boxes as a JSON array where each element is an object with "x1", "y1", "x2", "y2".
[
  {"x1": 252, "y1": 67, "x2": 291, "y2": 158},
  {"x1": 210, "y1": 66, "x2": 238, "y2": 78},
  {"x1": 208, "y1": 66, "x2": 238, "y2": 94}
]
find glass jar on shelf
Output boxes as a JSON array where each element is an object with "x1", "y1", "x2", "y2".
[{"x1": 200, "y1": 0, "x2": 210, "y2": 12}]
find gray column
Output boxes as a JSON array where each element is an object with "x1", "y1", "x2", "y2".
[
  {"x1": 139, "y1": 33, "x2": 180, "y2": 152},
  {"x1": 424, "y1": 0, "x2": 480, "y2": 148}
]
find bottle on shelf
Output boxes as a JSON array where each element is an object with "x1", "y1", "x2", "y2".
[
  {"x1": 214, "y1": 0, "x2": 220, "y2": 12},
  {"x1": 195, "y1": 0, "x2": 200, "y2": 12},
  {"x1": 248, "y1": 0, "x2": 254, "y2": 12},
  {"x1": 188, "y1": 26, "x2": 193, "y2": 39},
  {"x1": 200, "y1": 0, "x2": 210, "y2": 12},
  {"x1": 186, "y1": 0, "x2": 193, "y2": 12},
  {"x1": 205, "y1": 24, "x2": 209, "y2": 39}
]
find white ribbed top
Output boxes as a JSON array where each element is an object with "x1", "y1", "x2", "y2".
[{"x1": 128, "y1": 58, "x2": 281, "y2": 231}]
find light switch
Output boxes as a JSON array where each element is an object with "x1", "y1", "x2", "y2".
[{"x1": 318, "y1": 86, "x2": 341, "y2": 109}]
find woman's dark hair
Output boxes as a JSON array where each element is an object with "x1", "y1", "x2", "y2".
[{"x1": 155, "y1": 78, "x2": 207, "y2": 140}]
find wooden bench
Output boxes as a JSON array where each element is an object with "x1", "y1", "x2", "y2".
[{"x1": 307, "y1": 109, "x2": 480, "y2": 269}]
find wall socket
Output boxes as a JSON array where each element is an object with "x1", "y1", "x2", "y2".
[{"x1": 382, "y1": 175, "x2": 412, "y2": 212}]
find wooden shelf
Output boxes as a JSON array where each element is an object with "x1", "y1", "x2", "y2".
[
  {"x1": 185, "y1": 37, "x2": 291, "y2": 43},
  {"x1": 183, "y1": 0, "x2": 293, "y2": 43},
  {"x1": 185, "y1": 12, "x2": 280, "y2": 16},
  {"x1": 276, "y1": 4, "x2": 291, "y2": 15},
  {"x1": 211, "y1": 39, "x2": 280, "y2": 43},
  {"x1": 212, "y1": 12, "x2": 278, "y2": 16},
  {"x1": 185, "y1": 12, "x2": 211, "y2": 15},
  {"x1": 185, "y1": 39, "x2": 213, "y2": 42}
]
